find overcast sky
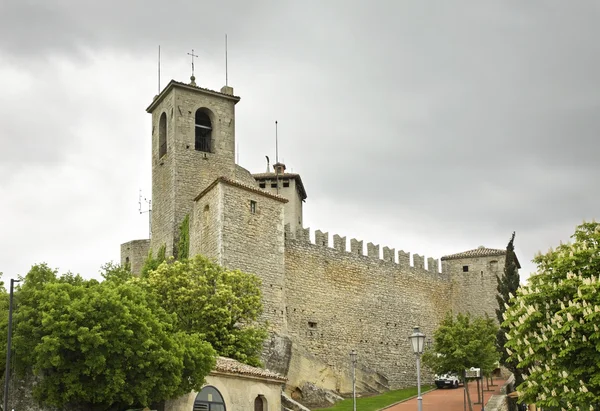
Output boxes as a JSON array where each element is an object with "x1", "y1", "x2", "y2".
[{"x1": 1, "y1": 1, "x2": 598, "y2": 285}]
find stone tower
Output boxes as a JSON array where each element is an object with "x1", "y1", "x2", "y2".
[
  {"x1": 441, "y1": 246, "x2": 521, "y2": 320},
  {"x1": 122, "y1": 76, "x2": 289, "y2": 332},
  {"x1": 252, "y1": 162, "x2": 307, "y2": 233},
  {"x1": 146, "y1": 79, "x2": 242, "y2": 257}
]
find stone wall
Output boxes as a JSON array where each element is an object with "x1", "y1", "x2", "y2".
[
  {"x1": 150, "y1": 91, "x2": 176, "y2": 256},
  {"x1": 190, "y1": 182, "x2": 223, "y2": 263},
  {"x1": 190, "y1": 179, "x2": 288, "y2": 332},
  {"x1": 283, "y1": 228, "x2": 453, "y2": 391},
  {"x1": 120, "y1": 239, "x2": 150, "y2": 275}
]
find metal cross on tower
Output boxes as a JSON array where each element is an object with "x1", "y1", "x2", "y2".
[{"x1": 187, "y1": 49, "x2": 198, "y2": 77}]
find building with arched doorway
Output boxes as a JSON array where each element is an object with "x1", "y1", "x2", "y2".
[{"x1": 165, "y1": 357, "x2": 286, "y2": 411}]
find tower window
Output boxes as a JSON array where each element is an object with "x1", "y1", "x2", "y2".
[
  {"x1": 283, "y1": 180, "x2": 290, "y2": 188},
  {"x1": 195, "y1": 109, "x2": 212, "y2": 153},
  {"x1": 463, "y1": 265, "x2": 469, "y2": 272},
  {"x1": 259, "y1": 182, "x2": 266, "y2": 188},
  {"x1": 158, "y1": 112, "x2": 167, "y2": 158},
  {"x1": 271, "y1": 183, "x2": 277, "y2": 188},
  {"x1": 250, "y1": 200, "x2": 257, "y2": 214}
]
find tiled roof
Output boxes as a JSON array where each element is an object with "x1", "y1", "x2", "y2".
[
  {"x1": 194, "y1": 176, "x2": 289, "y2": 203},
  {"x1": 441, "y1": 247, "x2": 506, "y2": 261},
  {"x1": 252, "y1": 172, "x2": 307, "y2": 200},
  {"x1": 214, "y1": 357, "x2": 287, "y2": 381}
]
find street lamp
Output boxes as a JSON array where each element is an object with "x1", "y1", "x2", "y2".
[
  {"x1": 3, "y1": 278, "x2": 20, "y2": 411},
  {"x1": 350, "y1": 350, "x2": 357, "y2": 411},
  {"x1": 409, "y1": 326, "x2": 426, "y2": 411}
]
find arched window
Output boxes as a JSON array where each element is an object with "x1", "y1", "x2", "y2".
[
  {"x1": 254, "y1": 395, "x2": 267, "y2": 411},
  {"x1": 195, "y1": 109, "x2": 212, "y2": 153},
  {"x1": 194, "y1": 386, "x2": 226, "y2": 411},
  {"x1": 158, "y1": 112, "x2": 167, "y2": 158}
]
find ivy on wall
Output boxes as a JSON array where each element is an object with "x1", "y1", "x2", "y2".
[{"x1": 177, "y1": 214, "x2": 190, "y2": 260}]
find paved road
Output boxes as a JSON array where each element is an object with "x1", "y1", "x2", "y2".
[{"x1": 386, "y1": 378, "x2": 507, "y2": 411}]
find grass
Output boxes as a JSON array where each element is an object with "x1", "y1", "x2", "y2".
[{"x1": 314, "y1": 385, "x2": 436, "y2": 411}]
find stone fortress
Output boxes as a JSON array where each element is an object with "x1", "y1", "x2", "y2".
[{"x1": 121, "y1": 74, "x2": 519, "y2": 404}]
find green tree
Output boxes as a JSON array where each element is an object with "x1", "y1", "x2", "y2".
[
  {"x1": 423, "y1": 312, "x2": 500, "y2": 410},
  {"x1": 495, "y1": 232, "x2": 524, "y2": 387},
  {"x1": 423, "y1": 312, "x2": 499, "y2": 377},
  {"x1": 142, "y1": 255, "x2": 268, "y2": 367},
  {"x1": 503, "y1": 221, "x2": 600, "y2": 409},
  {"x1": 10, "y1": 264, "x2": 216, "y2": 410}
]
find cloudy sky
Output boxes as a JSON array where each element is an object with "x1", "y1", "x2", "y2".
[{"x1": 1, "y1": 0, "x2": 598, "y2": 284}]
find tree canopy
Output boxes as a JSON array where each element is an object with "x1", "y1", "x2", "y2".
[
  {"x1": 0, "y1": 255, "x2": 268, "y2": 410},
  {"x1": 141, "y1": 255, "x2": 268, "y2": 367},
  {"x1": 423, "y1": 312, "x2": 500, "y2": 378},
  {"x1": 9, "y1": 263, "x2": 216, "y2": 410},
  {"x1": 502, "y1": 221, "x2": 600, "y2": 409}
]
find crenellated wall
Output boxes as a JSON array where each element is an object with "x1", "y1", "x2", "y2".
[
  {"x1": 292, "y1": 227, "x2": 445, "y2": 274},
  {"x1": 283, "y1": 226, "x2": 453, "y2": 391}
]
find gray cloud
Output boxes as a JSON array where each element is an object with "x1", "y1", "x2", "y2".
[{"x1": 1, "y1": 0, "x2": 599, "y2": 281}]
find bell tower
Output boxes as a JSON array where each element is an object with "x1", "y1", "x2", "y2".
[{"x1": 146, "y1": 78, "x2": 241, "y2": 257}]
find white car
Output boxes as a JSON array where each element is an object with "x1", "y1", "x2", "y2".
[{"x1": 434, "y1": 373, "x2": 461, "y2": 389}]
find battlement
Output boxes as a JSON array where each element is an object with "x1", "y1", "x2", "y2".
[{"x1": 285, "y1": 225, "x2": 445, "y2": 275}]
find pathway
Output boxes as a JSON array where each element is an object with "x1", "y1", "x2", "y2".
[{"x1": 386, "y1": 378, "x2": 507, "y2": 411}]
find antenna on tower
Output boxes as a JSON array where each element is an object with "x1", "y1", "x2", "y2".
[
  {"x1": 139, "y1": 189, "x2": 152, "y2": 239},
  {"x1": 236, "y1": 142, "x2": 239, "y2": 164},
  {"x1": 158, "y1": 45, "x2": 161, "y2": 94},
  {"x1": 275, "y1": 120, "x2": 280, "y2": 195},
  {"x1": 275, "y1": 120, "x2": 279, "y2": 165},
  {"x1": 225, "y1": 34, "x2": 229, "y2": 86}
]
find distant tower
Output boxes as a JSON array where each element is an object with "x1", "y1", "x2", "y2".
[
  {"x1": 253, "y1": 162, "x2": 307, "y2": 233},
  {"x1": 441, "y1": 246, "x2": 521, "y2": 320},
  {"x1": 146, "y1": 78, "x2": 240, "y2": 257}
]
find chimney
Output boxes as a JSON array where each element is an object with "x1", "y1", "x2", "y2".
[{"x1": 273, "y1": 162, "x2": 286, "y2": 175}]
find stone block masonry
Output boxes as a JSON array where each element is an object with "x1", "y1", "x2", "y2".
[
  {"x1": 120, "y1": 239, "x2": 150, "y2": 278},
  {"x1": 283, "y1": 228, "x2": 452, "y2": 391}
]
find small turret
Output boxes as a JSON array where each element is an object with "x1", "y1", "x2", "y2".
[{"x1": 252, "y1": 162, "x2": 306, "y2": 233}]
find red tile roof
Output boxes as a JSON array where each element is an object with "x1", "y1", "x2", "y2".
[
  {"x1": 213, "y1": 357, "x2": 287, "y2": 382},
  {"x1": 441, "y1": 247, "x2": 506, "y2": 260}
]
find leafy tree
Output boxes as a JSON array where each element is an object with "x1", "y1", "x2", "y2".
[
  {"x1": 423, "y1": 312, "x2": 500, "y2": 377},
  {"x1": 503, "y1": 221, "x2": 600, "y2": 409},
  {"x1": 10, "y1": 264, "x2": 216, "y2": 410},
  {"x1": 423, "y1": 312, "x2": 500, "y2": 410},
  {"x1": 142, "y1": 255, "x2": 268, "y2": 367},
  {"x1": 495, "y1": 232, "x2": 524, "y2": 387}
]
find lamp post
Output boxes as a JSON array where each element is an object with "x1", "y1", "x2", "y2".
[
  {"x1": 409, "y1": 326, "x2": 426, "y2": 411},
  {"x1": 350, "y1": 349, "x2": 357, "y2": 411},
  {"x1": 3, "y1": 278, "x2": 20, "y2": 411}
]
